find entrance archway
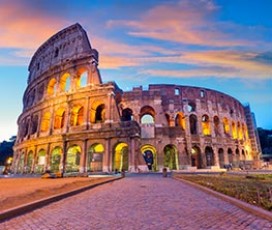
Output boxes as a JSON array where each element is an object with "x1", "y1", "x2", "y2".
[
  {"x1": 51, "y1": 147, "x2": 62, "y2": 172},
  {"x1": 26, "y1": 151, "x2": 34, "y2": 173},
  {"x1": 205, "y1": 146, "x2": 214, "y2": 167},
  {"x1": 35, "y1": 149, "x2": 46, "y2": 173},
  {"x1": 88, "y1": 143, "x2": 104, "y2": 172},
  {"x1": 191, "y1": 146, "x2": 202, "y2": 169},
  {"x1": 113, "y1": 143, "x2": 128, "y2": 172},
  {"x1": 66, "y1": 145, "x2": 81, "y2": 172},
  {"x1": 140, "y1": 145, "x2": 157, "y2": 171},
  {"x1": 218, "y1": 148, "x2": 224, "y2": 168},
  {"x1": 163, "y1": 144, "x2": 179, "y2": 170}
]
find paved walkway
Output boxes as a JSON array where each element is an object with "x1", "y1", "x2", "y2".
[{"x1": 0, "y1": 174, "x2": 271, "y2": 230}]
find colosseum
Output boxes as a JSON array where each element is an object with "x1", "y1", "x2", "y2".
[{"x1": 12, "y1": 23, "x2": 261, "y2": 174}]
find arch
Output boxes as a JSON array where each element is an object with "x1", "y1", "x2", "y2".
[
  {"x1": 232, "y1": 121, "x2": 237, "y2": 139},
  {"x1": 187, "y1": 101, "x2": 196, "y2": 112},
  {"x1": 165, "y1": 113, "x2": 171, "y2": 126},
  {"x1": 70, "y1": 105, "x2": 84, "y2": 126},
  {"x1": 47, "y1": 78, "x2": 57, "y2": 96},
  {"x1": 90, "y1": 101, "x2": 106, "y2": 123},
  {"x1": 40, "y1": 111, "x2": 51, "y2": 132},
  {"x1": 140, "y1": 144, "x2": 157, "y2": 171},
  {"x1": 26, "y1": 151, "x2": 34, "y2": 173},
  {"x1": 205, "y1": 146, "x2": 214, "y2": 167},
  {"x1": 113, "y1": 142, "x2": 129, "y2": 172},
  {"x1": 66, "y1": 145, "x2": 81, "y2": 173},
  {"x1": 54, "y1": 108, "x2": 65, "y2": 129},
  {"x1": 35, "y1": 149, "x2": 46, "y2": 173},
  {"x1": 79, "y1": 71, "x2": 88, "y2": 87},
  {"x1": 227, "y1": 148, "x2": 233, "y2": 165},
  {"x1": 22, "y1": 119, "x2": 30, "y2": 137},
  {"x1": 175, "y1": 112, "x2": 186, "y2": 130},
  {"x1": 237, "y1": 122, "x2": 243, "y2": 140},
  {"x1": 18, "y1": 153, "x2": 25, "y2": 173},
  {"x1": 140, "y1": 106, "x2": 155, "y2": 124},
  {"x1": 163, "y1": 144, "x2": 179, "y2": 170},
  {"x1": 88, "y1": 143, "x2": 104, "y2": 172},
  {"x1": 202, "y1": 115, "x2": 211, "y2": 136},
  {"x1": 50, "y1": 147, "x2": 62, "y2": 172},
  {"x1": 191, "y1": 146, "x2": 202, "y2": 169},
  {"x1": 218, "y1": 148, "x2": 224, "y2": 168},
  {"x1": 189, "y1": 114, "x2": 197, "y2": 135},
  {"x1": 30, "y1": 114, "x2": 39, "y2": 134},
  {"x1": 235, "y1": 148, "x2": 240, "y2": 167},
  {"x1": 60, "y1": 73, "x2": 71, "y2": 92},
  {"x1": 223, "y1": 117, "x2": 230, "y2": 136},
  {"x1": 121, "y1": 108, "x2": 133, "y2": 121},
  {"x1": 213, "y1": 116, "x2": 220, "y2": 136}
]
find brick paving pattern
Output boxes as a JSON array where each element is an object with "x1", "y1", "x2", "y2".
[{"x1": 0, "y1": 174, "x2": 271, "y2": 230}]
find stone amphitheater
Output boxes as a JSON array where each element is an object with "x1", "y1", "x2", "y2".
[{"x1": 12, "y1": 23, "x2": 261, "y2": 174}]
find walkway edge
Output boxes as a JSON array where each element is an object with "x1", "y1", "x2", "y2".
[
  {"x1": 0, "y1": 176, "x2": 122, "y2": 223},
  {"x1": 173, "y1": 176, "x2": 272, "y2": 222}
]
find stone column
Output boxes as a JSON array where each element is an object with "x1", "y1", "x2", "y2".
[
  {"x1": 103, "y1": 139, "x2": 111, "y2": 172},
  {"x1": 129, "y1": 138, "x2": 136, "y2": 172}
]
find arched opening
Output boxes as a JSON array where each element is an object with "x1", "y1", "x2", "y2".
[
  {"x1": 237, "y1": 122, "x2": 243, "y2": 140},
  {"x1": 223, "y1": 117, "x2": 230, "y2": 136},
  {"x1": 191, "y1": 146, "x2": 202, "y2": 169},
  {"x1": 88, "y1": 143, "x2": 104, "y2": 172},
  {"x1": 140, "y1": 106, "x2": 155, "y2": 124},
  {"x1": 47, "y1": 78, "x2": 57, "y2": 96},
  {"x1": 140, "y1": 145, "x2": 157, "y2": 171},
  {"x1": 232, "y1": 121, "x2": 237, "y2": 139},
  {"x1": 50, "y1": 147, "x2": 62, "y2": 172},
  {"x1": 54, "y1": 108, "x2": 65, "y2": 129},
  {"x1": 213, "y1": 116, "x2": 220, "y2": 136},
  {"x1": 113, "y1": 143, "x2": 129, "y2": 172},
  {"x1": 60, "y1": 73, "x2": 71, "y2": 92},
  {"x1": 163, "y1": 144, "x2": 179, "y2": 170},
  {"x1": 228, "y1": 148, "x2": 233, "y2": 165},
  {"x1": 66, "y1": 145, "x2": 81, "y2": 173},
  {"x1": 175, "y1": 112, "x2": 186, "y2": 131},
  {"x1": 165, "y1": 113, "x2": 171, "y2": 126},
  {"x1": 205, "y1": 146, "x2": 214, "y2": 167},
  {"x1": 79, "y1": 71, "x2": 88, "y2": 87},
  {"x1": 70, "y1": 105, "x2": 84, "y2": 126},
  {"x1": 40, "y1": 111, "x2": 51, "y2": 132},
  {"x1": 18, "y1": 153, "x2": 25, "y2": 173},
  {"x1": 30, "y1": 115, "x2": 39, "y2": 134},
  {"x1": 235, "y1": 148, "x2": 240, "y2": 168},
  {"x1": 26, "y1": 151, "x2": 34, "y2": 173},
  {"x1": 202, "y1": 115, "x2": 211, "y2": 136},
  {"x1": 90, "y1": 102, "x2": 106, "y2": 124},
  {"x1": 121, "y1": 108, "x2": 133, "y2": 121},
  {"x1": 187, "y1": 101, "x2": 196, "y2": 112},
  {"x1": 218, "y1": 148, "x2": 224, "y2": 168},
  {"x1": 35, "y1": 149, "x2": 46, "y2": 173},
  {"x1": 189, "y1": 114, "x2": 197, "y2": 135}
]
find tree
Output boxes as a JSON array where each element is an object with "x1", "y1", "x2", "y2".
[{"x1": 0, "y1": 136, "x2": 16, "y2": 165}]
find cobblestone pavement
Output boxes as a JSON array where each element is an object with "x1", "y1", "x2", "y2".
[{"x1": 0, "y1": 173, "x2": 271, "y2": 230}]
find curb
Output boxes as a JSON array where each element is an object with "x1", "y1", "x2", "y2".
[
  {"x1": 173, "y1": 176, "x2": 272, "y2": 222},
  {"x1": 0, "y1": 176, "x2": 122, "y2": 223}
]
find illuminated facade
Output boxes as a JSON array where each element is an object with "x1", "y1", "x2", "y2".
[{"x1": 12, "y1": 24, "x2": 261, "y2": 174}]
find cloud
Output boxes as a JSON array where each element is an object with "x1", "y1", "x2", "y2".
[
  {"x1": 140, "y1": 50, "x2": 272, "y2": 79},
  {"x1": 107, "y1": 0, "x2": 249, "y2": 47}
]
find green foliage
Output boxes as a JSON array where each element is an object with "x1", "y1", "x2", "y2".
[
  {"x1": 0, "y1": 136, "x2": 16, "y2": 165},
  {"x1": 175, "y1": 174, "x2": 272, "y2": 211}
]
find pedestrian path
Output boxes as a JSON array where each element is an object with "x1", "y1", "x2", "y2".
[{"x1": 0, "y1": 173, "x2": 271, "y2": 230}]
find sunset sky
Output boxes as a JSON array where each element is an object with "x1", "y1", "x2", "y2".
[{"x1": 0, "y1": 0, "x2": 271, "y2": 141}]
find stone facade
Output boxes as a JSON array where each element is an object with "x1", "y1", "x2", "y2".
[{"x1": 12, "y1": 24, "x2": 261, "y2": 174}]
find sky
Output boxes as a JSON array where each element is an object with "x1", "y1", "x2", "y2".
[{"x1": 0, "y1": 0, "x2": 271, "y2": 142}]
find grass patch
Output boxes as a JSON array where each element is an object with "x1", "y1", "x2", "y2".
[{"x1": 174, "y1": 173, "x2": 272, "y2": 211}]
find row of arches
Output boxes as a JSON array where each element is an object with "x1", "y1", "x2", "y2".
[
  {"x1": 19, "y1": 102, "x2": 106, "y2": 139},
  {"x1": 15, "y1": 141, "x2": 249, "y2": 174},
  {"x1": 25, "y1": 66, "x2": 98, "y2": 109},
  {"x1": 123, "y1": 105, "x2": 248, "y2": 140}
]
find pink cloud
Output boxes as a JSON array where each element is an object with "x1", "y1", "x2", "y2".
[{"x1": 107, "y1": 0, "x2": 250, "y2": 47}]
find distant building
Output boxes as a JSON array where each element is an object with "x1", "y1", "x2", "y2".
[{"x1": 12, "y1": 24, "x2": 262, "y2": 174}]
